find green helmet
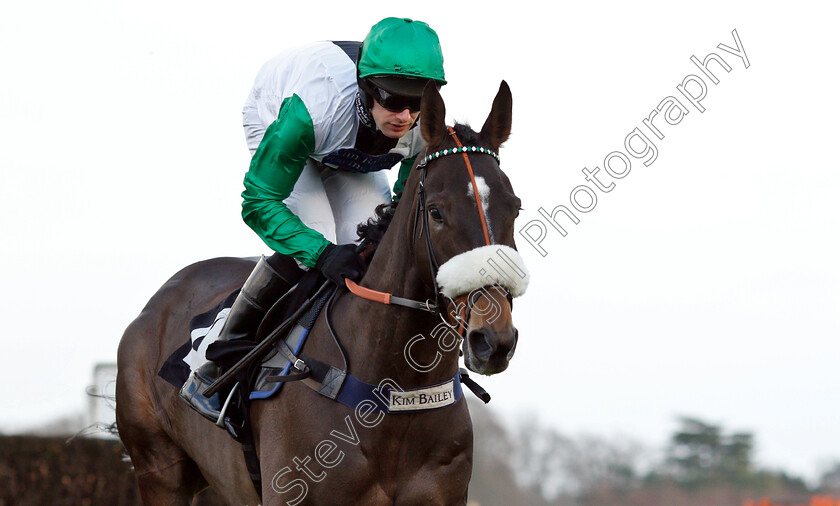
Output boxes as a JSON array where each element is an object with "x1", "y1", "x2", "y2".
[{"x1": 358, "y1": 17, "x2": 446, "y2": 92}]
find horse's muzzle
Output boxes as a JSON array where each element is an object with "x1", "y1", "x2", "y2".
[{"x1": 465, "y1": 325, "x2": 518, "y2": 375}]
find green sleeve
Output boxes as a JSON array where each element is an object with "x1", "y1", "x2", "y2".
[
  {"x1": 241, "y1": 94, "x2": 330, "y2": 268},
  {"x1": 392, "y1": 155, "x2": 416, "y2": 198}
]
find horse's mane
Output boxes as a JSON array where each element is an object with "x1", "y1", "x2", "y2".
[
  {"x1": 356, "y1": 194, "x2": 400, "y2": 256},
  {"x1": 355, "y1": 123, "x2": 480, "y2": 257}
]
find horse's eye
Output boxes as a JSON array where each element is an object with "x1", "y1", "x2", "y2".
[{"x1": 429, "y1": 207, "x2": 444, "y2": 223}]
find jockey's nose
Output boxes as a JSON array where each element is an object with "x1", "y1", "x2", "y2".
[{"x1": 395, "y1": 108, "x2": 412, "y2": 121}]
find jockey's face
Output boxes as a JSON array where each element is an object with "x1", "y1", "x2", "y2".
[{"x1": 371, "y1": 99, "x2": 420, "y2": 139}]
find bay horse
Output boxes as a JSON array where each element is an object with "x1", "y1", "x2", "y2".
[{"x1": 116, "y1": 80, "x2": 527, "y2": 505}]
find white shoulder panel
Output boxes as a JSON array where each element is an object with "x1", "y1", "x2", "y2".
[{"x1": 244, "y1": 41, "x2": 359, "y2": 158}]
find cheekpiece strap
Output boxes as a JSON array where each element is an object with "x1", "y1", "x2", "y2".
[{"x1": 417, "y1": 145, "x2": 500, "y2": 168}]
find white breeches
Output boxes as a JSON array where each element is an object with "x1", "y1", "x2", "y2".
[{"x1": 284, "y1": 161, "x2": 391, "y2": 245}]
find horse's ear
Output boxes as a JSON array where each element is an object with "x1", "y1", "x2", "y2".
[
  {"x1": 420, "y1": 81, "x2": 447, "y2": 150},
  {"x1": 480, "y1": 80, "x2": 512, "y2": 151}
]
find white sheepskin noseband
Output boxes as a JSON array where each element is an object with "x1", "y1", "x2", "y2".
[{"x1": 436, "y1": 245, "x2": 530, "y2": 299}]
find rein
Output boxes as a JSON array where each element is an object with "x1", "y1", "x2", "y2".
[{"x1": 344, "y1": 278, "x2": 437, "y2": 313}]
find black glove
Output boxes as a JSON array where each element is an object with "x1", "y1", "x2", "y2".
[{"x1": 315, "y1": 244, "x2": 367, "y2": 286}]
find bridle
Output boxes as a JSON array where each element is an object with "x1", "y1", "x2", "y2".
[{"x1": 345, "y1": 126, "x2": 511, "y2": 337}]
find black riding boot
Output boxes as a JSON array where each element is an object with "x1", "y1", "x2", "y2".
[{"x1": 179, "y1": 254, "x2": 300, "y2": 423}]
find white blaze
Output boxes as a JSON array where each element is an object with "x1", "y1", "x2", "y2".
[{"x1": 467, "y1": 176, "x2": 494, "y2": 243}]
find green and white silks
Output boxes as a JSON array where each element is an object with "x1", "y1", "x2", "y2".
[{"x1": 241, "y1": 41, "x2": 422, "y2": 267}]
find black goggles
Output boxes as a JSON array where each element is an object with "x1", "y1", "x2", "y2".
[{"x1": 371, "y1": 86, "x2": 422, "y2": 113}]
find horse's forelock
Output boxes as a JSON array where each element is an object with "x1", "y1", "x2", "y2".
[{"x1": 451, "y1": 123, "x2": 482, "y2": 146}]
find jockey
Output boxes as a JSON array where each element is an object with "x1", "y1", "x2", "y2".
[{"x1": 180, "y1": 17, "x2": 447, "y2": 421}]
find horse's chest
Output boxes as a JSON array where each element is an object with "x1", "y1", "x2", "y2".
[
  {"x1": 292, "y1": 447, "x2": 472, "y2": 506},
  {"x1": 263, "y1": 414, "x2": 473, "y2": 505}
]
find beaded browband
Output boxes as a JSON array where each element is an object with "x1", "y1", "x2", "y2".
[{"x1": 417, "y1": 145, "x2": 500, "y2": 168}]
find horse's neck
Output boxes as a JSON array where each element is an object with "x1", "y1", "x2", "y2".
[{"x1": 336, "y1": 200, "x2": 460, "y2": 388}]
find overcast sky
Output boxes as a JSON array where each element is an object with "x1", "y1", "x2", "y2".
[{"x1": 1, "y1": 0, "x2": 837, "y2": 484}]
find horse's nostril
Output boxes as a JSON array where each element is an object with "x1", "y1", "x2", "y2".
[
  {"x1": 505, "y1": 328, "x2": 519, "y2": 360},
  {"x1": 493, "y1": 328, "x2": 516, "y2": 357},
  {"x1": 468, "y1": 330, "x2": 494, "y2": 359}
]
